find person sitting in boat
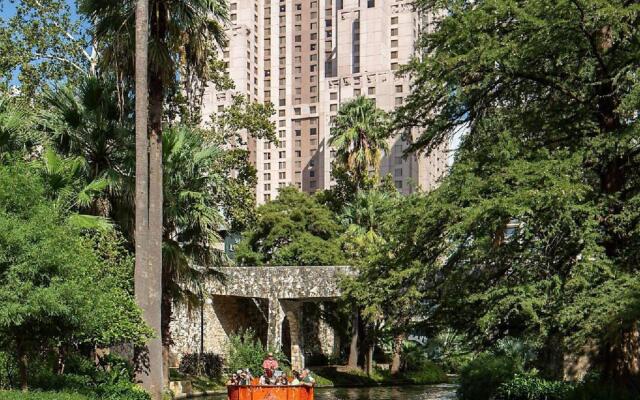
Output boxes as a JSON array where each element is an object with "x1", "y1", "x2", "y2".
[
  {"x1": 275, "y1": 375, "x2": 289, "y2": 386},
  {"x1": 290, "y1": 370, "x2": 301, "y2": 385},
  {"x1": 226, "y1": 372, "x2": 239, "y2": 386},
  {"x1": 300, "y1": 368, "x2": 316, "y2": 387},
  {"x1": 243, "y1": 368, "x2": 253, "y2": 384},
  {"x1": 262, "y1": 352, "x2": 279, "y2": 376},
  {"x1": 259, "y1": 373, "x2": 275, "y2": 385},
  {"x1": 239, "y1": 369, "x2": 251, "y2": 385}
]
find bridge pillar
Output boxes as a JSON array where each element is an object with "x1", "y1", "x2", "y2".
[
  {"x1": 267, "y1": 296, "x2": 284, "y2": 351},
  {"x1": 283, "y1": 301, "x2": 304, "y2": 371}
]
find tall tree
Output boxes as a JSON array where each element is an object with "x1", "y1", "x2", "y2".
[
  {"x1": 133, "y1": 0, "x2": 162, "y2": 396},
  {"x1": 81, "y1": 0, "x2": 228, "y2": 387},
  {"x1": 329, "y1": 96, "x2": 391, "y2": 192},
  {"x1": 392, "y1": 0, "x2": 640, "y2": 384}
]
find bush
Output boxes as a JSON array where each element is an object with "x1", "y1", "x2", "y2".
[
  {"x1": 0, "y1": 391, "x2": 91, "y2": 400},
  {"x1": 403, "y1": 360, "x2": 449, "y2": 385},
  {"x1": 225, "y1": 329, "x2": 287, "y2": 376},
  {"x1": 178, "y1": 352, "x2": 223, "y2": 380},
  {"x1": 458, "y1": 353, "x2": 519, "y2": 400},
  {"x1": 0, "y1": 351, "x2": 18, "y2": 389},
  {"x1": 497, "y1": 375, "x2": 574, "y2": 400}
]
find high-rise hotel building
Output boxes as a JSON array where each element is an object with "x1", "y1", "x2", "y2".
[{"x1": 202, "y1": 0, "x2": 448, "y2": 203}]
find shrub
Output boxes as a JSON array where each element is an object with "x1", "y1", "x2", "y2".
[
  {"x1": 0, "y1": 351, "x2": 18, "y2": 389},
  {"x1": 403, "y1": 360, "x2": 449, "y2": 385},
  {"x1": 0, "y1": 391, "x2": 91, "y2": 400},
  {"x1": 458, "y1": 353, "x2": 519, "y2": 400},
  {"x1": 497, "y1": 375, "x2": 574, "y2": 400},
  {"x1": 178, "y1": 352, "x2": 223, "y2": 380},
  {"x1": 225, "y1": 329, "x2": 287, "y2": 376}
]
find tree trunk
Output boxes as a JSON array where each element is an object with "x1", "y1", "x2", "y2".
[
  {"x1": 364, "y1": 344, "x2": 374, "y2": 376},
  {"x1": 134, "y1": 0, "x2": 163, "y2": 398},
  {"x1": 347, "y1": 308, "x2": 359, "y2": 369},
  {"x1": 16, "y1": 337, "x2": 28, "y2": 391},
  {"x1": 161, "y1": 269, "x2": 173, "y2": 387},
  {"x1": 390, "y1": 333, "x2": 405, "y2": 376}
]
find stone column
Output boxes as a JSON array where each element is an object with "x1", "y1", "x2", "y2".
[
  {"x1": 283, "y1": 301, "x2": 304, "y2": 371},
  {"x1": 267, "y1": 296, "x2": 284, "y2": 351}
]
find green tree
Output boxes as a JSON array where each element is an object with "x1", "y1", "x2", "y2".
[
  {"x1": 329, "y1": 96, "x2": 391, "y2": 192},
  {"x1": 390, "y1": 0, "x2": 640, "y2": 384},
  {"x1": 235, "y1": 187, "x2": 345, "y2": 266},
  {"x1": 0, "y1": 0, "x2": 93, "y2": 99},
  {"x1": 0, "y1": 162, "x2": 151, "y2": 390}
]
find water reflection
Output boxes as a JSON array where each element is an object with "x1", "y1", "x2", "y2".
[
  {"x1": 203, "y1": 385, "x2": 458, "y2": 400},
  {"x1": 315, "y1": 385, "x2": 458, "y2": 400}
]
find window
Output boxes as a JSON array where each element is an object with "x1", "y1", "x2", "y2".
[
  {"x1": 310, "y1": 170, "x2": 315, "y2": 178},
  {"x1": 264, "y1": 183, "x2": 271, "y2": 190},
  {"x1": 391, "y1": 28, "x2": 398, "y2": 36},
  {"x1": 279, "y1": 130, "x2": 286, "y2": 138},
  {"x1": 295, "y1": 140, "x2": 302, "y2": 147},
  {"x1": 295, "y1": 108, "x2": 301, "y2": 115},
  {"x1": 330, "y1": 92, "x2": 338, "y2": 100},
  {"x1": 264, "y1": 193, "x2": 271, "y2": 201},
  {"x1": 264, "y1": 173, "x2": 271, "y2": 180},
  {"x1": 295, "y1": 35, "x2": 301, "y2": 42},
  {"x1": 310, "y1": 180, "x2": 317, "y2": 189},
  {"x1": 279, "y1": 161, "x2": 286, "y2": 169},
  {"x1": 395, "y1": 156, "x2": 403, "y2": 165},
  {"x1": 368, "y1": 87, "x2": 376, "y2": 95},
  {"x1": 279, "y1": 151, "x2": 286, "y2": 158},
  {"x1": 295, "y1": 150, "x2": 302, "y2": 157},
  {"x1": 395, "y1": 97, "x2": 403, "y2": 106},
  {"x1": 395, "y1": 180, "x2": 403, "y2": 189},
  {"x1": 330, "y1": 104, "x2": 338, "y2": 112},
  {"x1": 391, "y1": 51, "x2": 398, "y2": 59},
  {"x1": 264, "y1": 152, "x2": 271, "y2": 160},
  {"x1": 391, "y1": 16, "x2": 398, "y2": 24},
  {"x1": 310, "y1": 106, "x2": 316, "y2": 113},
  {"x1": 310, "y1": 127, "x2": 317, "y2": 135},
  {"x1": 279, "y1": 172, "x2": 286, "y2": 179},
  {"x1": 367, "y1": 0, "x2": 375, "y2": 7},
  {"x1": 295, "y1": 129, "x2": 301, "y2": 137},
  {"x1": 295, "y1": 3, "x2": 301, "y2": 10},
  {"x1": 354, "y1": 89, "x2": 361, "y2": 96},
  {"x1": 279, "y1": 119, "x2": 286, "y2": 127},
  {"x1": 279, "y1": 110, "x2": 285, "y2": 117},
  {"x1": 264, "y1": 142, "x2": 271, "y2": 149},
  {"x1": 230, "y1": 3, "x2": 237, "y2": 11},
  {"x1": 391, "y1": 39, "x2": 398, "y2": 47},
  {"x1": 391, "y1": 62, "x2": 399, "y2": 70},
  {"x1": 394, "y1": 168, "x2": 403, "y2": 177},
  {"x1": 396, "y1": 84, "x2": 403, "y2": 93},
  {"x1": 279, "y1": 182, "x2": 286, "y2": 188}
]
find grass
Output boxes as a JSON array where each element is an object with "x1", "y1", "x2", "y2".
[{"x1": 0, "y1": 391, "x2": 91, "y2": 400}]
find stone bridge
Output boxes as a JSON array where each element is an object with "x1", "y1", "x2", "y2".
[{"x1": 170, "y1": 266, "x2": 353, "y2": 371}]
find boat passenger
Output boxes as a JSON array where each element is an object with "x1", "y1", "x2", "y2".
[
  {"x1": 276, "y1": 375, "x2": 289, "y2": 386},
  {"x1": 300, "y1": 368, "x2": 316, "y2": 387},
  {"x1": 290, "y1": 370, "x2": 301, "y2": 385},
  {"x1": 262, "y1": 352, "x2": 279, "y2": 376},
  {"x1": 226, "y1": 373, "x2": 239, "y2": 386},
  {"x1": 259, "y1": 374, "x2": 274, "y2": 385},
  {"x1": 239, "y1": 370, "x2": 250, "y2": 385}
]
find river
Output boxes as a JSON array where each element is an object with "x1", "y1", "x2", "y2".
[{"x1": 204, "y1": 384, "x2": 458, "y2": 400}]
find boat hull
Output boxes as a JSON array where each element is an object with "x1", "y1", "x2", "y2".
[{"x1": 227, "y1": 385, "x2": 314, "y2": 400}]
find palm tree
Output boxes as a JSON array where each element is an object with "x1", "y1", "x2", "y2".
[
  {"x1": 81, "y1": 0, "x2": 227, "y2": 391},
  {"x1": 161, "y1": 126, "x2": 227, "y2": 377},
  {"x1": 133, "y1": 0, "x2": 162, "y2": 397},
  {"x1": 329, "y1": 96, "x2": 391, "y2": 191}
]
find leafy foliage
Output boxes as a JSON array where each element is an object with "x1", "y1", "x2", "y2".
[
  {"x1": 235, "y1": 187, "x2": 345, "y2": 266},
  {"x1": 0, "y1": 162, "x2": 151, "y2": 388},
  {"x1": 225, "y1": 330, "x2": 286, "y2": 377}
]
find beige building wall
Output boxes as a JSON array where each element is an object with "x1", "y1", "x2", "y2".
[{"x1": 202, "y1": 0, "x2": 448, "y2": 203}]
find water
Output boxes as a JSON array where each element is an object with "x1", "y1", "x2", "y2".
[{"x1": 203, "y1": 384, "x2": 458, "y2": 400}]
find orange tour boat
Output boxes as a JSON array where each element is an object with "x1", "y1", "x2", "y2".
[{"x1": 227, "y1": 384, "x2": 314, "y2": 400}]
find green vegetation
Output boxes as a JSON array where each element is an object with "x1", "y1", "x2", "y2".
[
  {"x1": 0, "y1": 392, "x2": 92, "y2": 400},
  {"x1": 311, "y1": 363, "x2": 448, "y2": 388},
  {"x1": 235, "y1": 187, "x2": 345, "y2": 266},
  {"x1": 225, "y1": 330, "x2": 287, "y2": 377}
]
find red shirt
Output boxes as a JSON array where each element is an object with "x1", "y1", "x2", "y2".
[{"x1": 262, "y1": 358, "x2": 278, "y2": 370}]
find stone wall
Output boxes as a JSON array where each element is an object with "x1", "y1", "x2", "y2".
[{"x1": 170, "y1": 266, "x2": 353, "y2": 370}]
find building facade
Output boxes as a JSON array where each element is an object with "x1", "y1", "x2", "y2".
[{"x1": 202, "y1": 0, "x2": 447, "y2": 203}]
